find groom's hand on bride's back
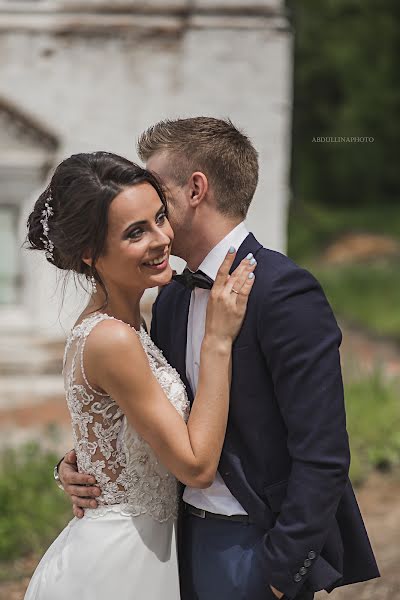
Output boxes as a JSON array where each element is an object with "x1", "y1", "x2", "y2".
[{"x1": 58, "y1": 450, "x2": 101, "y2": 518}]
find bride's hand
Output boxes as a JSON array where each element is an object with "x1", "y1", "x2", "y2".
[{"x1": 205, "y1": 247, "x2": 256, "y2": 344}]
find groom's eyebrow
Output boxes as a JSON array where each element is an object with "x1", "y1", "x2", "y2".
[{"x1": 122, "y1": 205, "x2": 165, "y2": 233}]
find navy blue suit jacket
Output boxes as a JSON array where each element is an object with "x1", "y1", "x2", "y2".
[{"x1": 151, "y1": 233, "x2": 379, "y2": 598}]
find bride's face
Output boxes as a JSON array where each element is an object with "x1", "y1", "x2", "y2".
[{"x1": 95, "y1": 182, "x2": 173, "y2": 292}]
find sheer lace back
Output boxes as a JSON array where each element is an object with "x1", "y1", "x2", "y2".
[{"x1": 63, "y1": 313, "x2": 190, "y2": 522}]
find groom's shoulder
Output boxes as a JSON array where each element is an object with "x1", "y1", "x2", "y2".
[
  {"x1": 251, "y1": 243, "x2": 323, "y2": 303},
  {"x1": 253, "y1": 245, "x2": 306, "y2": 282},
  {"x1": 255, "y1": 246, "x2": 295, "y2": 269}
]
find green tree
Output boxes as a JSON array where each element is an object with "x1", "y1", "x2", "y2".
[{"x1": 290, "y1": 0, "x2": 400, "y2": 205}]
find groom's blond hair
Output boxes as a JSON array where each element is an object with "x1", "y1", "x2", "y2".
[{"x1": 137, "y1": 117, "x2": 259, "y2": 218}]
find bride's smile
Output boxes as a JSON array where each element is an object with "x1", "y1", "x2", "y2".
[{"x1": 92, "y1": 182, "x2": 174, "y2": 296}]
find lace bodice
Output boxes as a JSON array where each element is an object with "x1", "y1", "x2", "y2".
[{"x1": 63, "y1": 312, "x2": 190, "y2": 522}]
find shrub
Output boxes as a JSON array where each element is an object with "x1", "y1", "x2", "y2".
[{"x1": 0, "y1": 442, "x2": 71, "y2": 562}]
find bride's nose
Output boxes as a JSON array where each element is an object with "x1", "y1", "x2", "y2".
[{"x1": 150, "y1": 227, "x2": 171, "y2": 250}]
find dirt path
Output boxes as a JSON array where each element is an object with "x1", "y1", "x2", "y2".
[
  {"x1": 1, "y1": 471, "x2": 398, "y2": 600},
  {"x1": 340, "y1": 323, "x2": 400, "y2": 380}
]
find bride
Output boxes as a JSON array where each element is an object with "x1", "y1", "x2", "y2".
[{"x1": 24, "y1": 151, "x2": 256, "y2": 599}]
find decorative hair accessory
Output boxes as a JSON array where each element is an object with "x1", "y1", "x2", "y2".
[{"x1": 40, "y1": 189, "x2": 55, "y2": 261}]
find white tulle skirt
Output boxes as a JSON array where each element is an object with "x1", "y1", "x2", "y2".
[{"x1": 24, "y1": 507, "x2": 180, "y2": 600}]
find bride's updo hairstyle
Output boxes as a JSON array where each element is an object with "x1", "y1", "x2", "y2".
[{"x1": 27, "y1": 151, "x2": 167, "y2": 291}]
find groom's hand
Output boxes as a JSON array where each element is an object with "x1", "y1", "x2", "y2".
[{"x1": 58, "y1": 450, "x2": 101, "y2": 518}]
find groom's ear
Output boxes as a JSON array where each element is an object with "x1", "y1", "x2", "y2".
[{"x1": 188, "y1": 171, "x2": 208, "y2": 208}]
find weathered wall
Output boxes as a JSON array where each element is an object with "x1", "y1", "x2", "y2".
[{"x1": 0, "y1": 0, "x2": 292, "y2": 335}]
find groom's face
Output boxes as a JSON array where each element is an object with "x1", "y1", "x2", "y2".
[{"x1": 146, "y1": 152, "x2": 192, "y2": 257}]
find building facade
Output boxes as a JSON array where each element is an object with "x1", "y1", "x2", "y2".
[{"x1": 0, "y1": 0, "x2": 292, "y2": 337}]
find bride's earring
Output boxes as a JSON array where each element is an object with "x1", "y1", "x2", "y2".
[{"x1": 90, "y1": 275, "x2": 97, "y2": 294}]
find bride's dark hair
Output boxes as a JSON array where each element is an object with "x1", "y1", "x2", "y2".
[{"x1": 27, "y1": 151, "x2": 167, "y2": 294}]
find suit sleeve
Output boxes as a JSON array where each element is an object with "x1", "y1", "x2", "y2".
[{"x1": 258, "y1": 265, "x2": 350, "y2": 598}]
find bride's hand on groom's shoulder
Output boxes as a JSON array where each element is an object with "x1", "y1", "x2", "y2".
[
  {"x1": 205, "y1": 248, "x2": 256, "y2": 345},
  {"x1": 59, "y1": 450, "x2": 101, "y2": 518}
]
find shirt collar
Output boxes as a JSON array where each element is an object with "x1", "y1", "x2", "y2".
[{"x1": 197, "y1": 222, "x2": 249, "y2": 280}]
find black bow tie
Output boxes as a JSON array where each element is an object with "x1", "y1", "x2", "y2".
[{"x1": 173, "y1": 268, "x2": 214, "y2": 291}]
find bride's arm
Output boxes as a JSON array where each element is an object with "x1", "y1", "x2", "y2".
[
  {"x1": 84, "y1": 251, "x2": 255, "y2": 488},
  {"x1": 58, "y1": 250, "x2": 255, "y2": 511},
  {"x1": 90, "y1": 325, "x2": 229, "y2": 487}
]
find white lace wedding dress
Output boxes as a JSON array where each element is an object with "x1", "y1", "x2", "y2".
[{"x1": 24, "y1": 313, "x2": 190, "y2": 600}]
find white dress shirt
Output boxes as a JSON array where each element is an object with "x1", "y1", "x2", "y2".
[{"x1": 182, "y1": 222, "x2": 249, "y2": 515}]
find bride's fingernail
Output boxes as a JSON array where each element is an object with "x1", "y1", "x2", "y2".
[
  {"x1": 229, "y1": 246, "x2": 236, "y2": 254},
  {"x1": 246, "y1": 253, "x2": 253, "y2": 260},
  {"x1": 250, "y1": 258, "x2": 256, "y2": 265},
  {"x1": 248, "y1": 272, "x2": 255, "y2": 279}
]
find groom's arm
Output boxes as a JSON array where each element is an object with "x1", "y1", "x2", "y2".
[{"x1": 258, "y1": 264, "x2": 350, "y2": 599}]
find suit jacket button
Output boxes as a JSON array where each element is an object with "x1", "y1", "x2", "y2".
[
  {"x1": 299, "y1": 567, "x2": 307, "y2": 576},
  {"x1": 294, "y1": 573, "x2": 302, "y2": 582},
  {"x1": 308, "y1": 551, "x2": 317, "y2": 560},
  {"x1": 304, "y1": 559, "x2": 312, "y2": 567}
]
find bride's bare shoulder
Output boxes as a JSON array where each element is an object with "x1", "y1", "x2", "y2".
[{"x1": 84, "y1": 318, "x2": 142, "y2": 361}]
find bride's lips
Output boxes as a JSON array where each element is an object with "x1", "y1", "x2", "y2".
[
  {"x1": 142, "y1": 252, "x2": 170, "y2": 272},
  {"x1": 142, "y1": 258, "x2": 169, "y2": 271}
]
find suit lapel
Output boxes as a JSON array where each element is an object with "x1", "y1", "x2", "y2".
[
  {"x1": 230, "y1": 233, "x2": 263, "y2": 273},
  {"x1": 172, "y1": 233, "x2": 262, "y2": 404},
  {"x1": 172, "y1": 287, "x2": 194, "y2": 402}
]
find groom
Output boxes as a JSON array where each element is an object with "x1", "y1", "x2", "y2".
[{"x1": 58, "y1": 117, "x2": 379, "y2": 599}]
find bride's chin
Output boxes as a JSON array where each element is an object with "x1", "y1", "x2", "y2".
[
  {"x1": 158, "y1": 267, "x2": 173, "y2": 285},
  {"x1": 146, "y1": 267, "x2": 173, "y2": 288}
]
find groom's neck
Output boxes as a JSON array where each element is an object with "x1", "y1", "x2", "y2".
[{"x1": 184, "y1": 217, "x2": 242, "y2": 271}]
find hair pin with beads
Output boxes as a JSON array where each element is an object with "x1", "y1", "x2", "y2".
[{"x1": 40, "y1": 189, "x2": 55, "y2": 261}]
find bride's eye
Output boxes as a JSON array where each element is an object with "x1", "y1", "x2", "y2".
[
  {"x1": 156, "y1": 212, "x2": 167, "y2": 225},
  {"x1": 127, "y1": 228, "x2": 143, "y2": 240}
]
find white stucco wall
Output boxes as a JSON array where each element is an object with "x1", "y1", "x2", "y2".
[{"x1": 0, "y1": 1, "x2": 292, "y2": 335}]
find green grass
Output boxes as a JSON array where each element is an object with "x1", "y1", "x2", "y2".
[
  {"x1": 287, "y1": 201, "x2": 400, "y2": 338},
  {"x1": 288, "y1": 204, "x2": 400, "y2": 477},
  {"x1": 345, "y1": 372, "x2": 400, "y2": 485},
  {"x1": 0, "y1": 374, "x2": 398, "y2": 565},
  {"x1": 288, "y1": 201, "x2": 400, "y2": 262},
  {"x1": 312, "y1": 261, "x2": 400, "y2": 340},
  {"x1": 0, "y1": 443, "x2": 71, "y2": 563}
]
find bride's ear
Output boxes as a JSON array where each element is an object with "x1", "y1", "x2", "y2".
[{"x1": 81, "y1": 249, "x2": 93, "y2": 268}]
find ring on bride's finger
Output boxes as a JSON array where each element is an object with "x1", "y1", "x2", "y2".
[{"x1": 231, "y1": 288, "x2": 240, "y2": 294}]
